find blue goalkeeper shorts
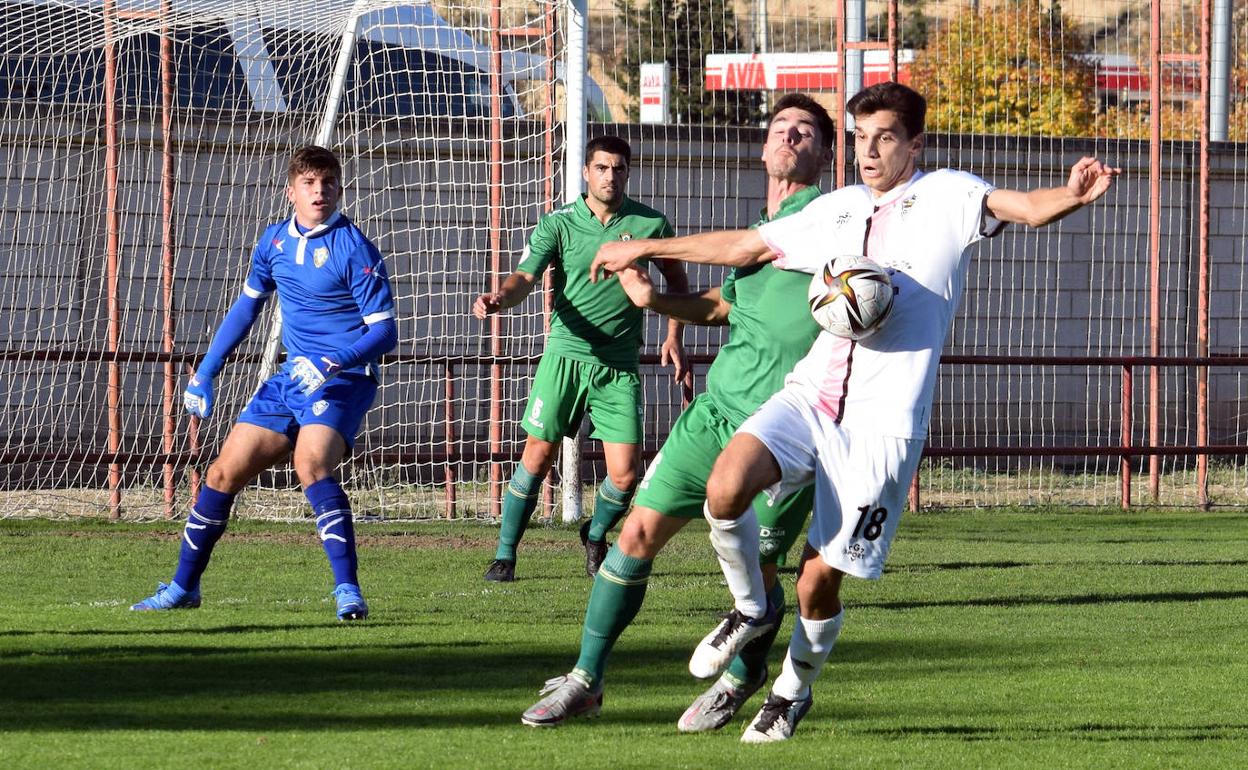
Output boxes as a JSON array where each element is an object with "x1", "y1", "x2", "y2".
[{"x1": 238, "y1": 368, "x2": 378, "y2": 450}]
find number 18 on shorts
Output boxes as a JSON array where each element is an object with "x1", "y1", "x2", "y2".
[{"x1": 739, "y1": 386, "x2": 925, "y2": 580}]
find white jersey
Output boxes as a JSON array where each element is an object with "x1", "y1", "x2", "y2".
[{"x1": 757, "y1": 169, "x2": 1001, "y2": 439}]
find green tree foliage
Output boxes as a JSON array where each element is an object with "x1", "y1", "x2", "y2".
[
  {"x1": 1096, "y1": 1, "x2": 1248, "y2": 142},
  {"x1": 611, "y1": 0, "x2": 761, "y2": 125},
  {"x1": 910, "y1": 0, "x2": 1096, "y2": 136}
]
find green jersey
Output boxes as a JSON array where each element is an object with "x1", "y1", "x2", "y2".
[
  {"x1": 517, "y1": 194, "x2": 674, "y2": 370},
  {"x1": 705, "y1": 185, "x2": 823, "y2": 425}
]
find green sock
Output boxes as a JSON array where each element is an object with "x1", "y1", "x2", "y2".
[
  {"x1": 587, "y1": 477, "x2": 635, "y2": 542},
  {"x1": 725, "y1": 581, "x2": 786, "y2": 686},
  {"x1": 494, "y1": 465, "x2": 542, "y2": 561},
  {"x1": 573, "y1": 546, "x2": 652, "y2": 687}
]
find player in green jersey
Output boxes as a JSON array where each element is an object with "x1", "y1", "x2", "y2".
[
  {"x1": 474, "y1": 135, "x2": 689, "y2": 583},
  {"x1": 519, "y1": 94, "x2": 835, "y2": 730}
]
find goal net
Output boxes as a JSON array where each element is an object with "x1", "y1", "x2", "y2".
[
  {"x1": 4, "y1": 0, "x2": 1246, "y2": 520},
  {"x1": 0, "y1": 0, "x2": 570, "y2": 520}
]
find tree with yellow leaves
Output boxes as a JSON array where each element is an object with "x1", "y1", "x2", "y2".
[{"x1": 910, "y1": 0, "x2": 1096, "y2": 136}]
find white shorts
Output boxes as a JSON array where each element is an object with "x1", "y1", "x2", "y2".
[{"x1": 738, "y1": 386, "x2": 925, "y2": 579}]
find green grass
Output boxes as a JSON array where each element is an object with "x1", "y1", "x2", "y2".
[{"x1": 2, "y1": 510, "x2": 1246, "y2": 768}]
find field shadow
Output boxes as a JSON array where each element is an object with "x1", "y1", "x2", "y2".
[
  {"x1": 856, "y1": 588, "x2": 1248, "y2": 612},
  {"x1": 860, "y1": 721, "x2": 1248, "y2": 743},
  {"x1": 0, "y1": 622, "x2": 1028, "y2": 734}
]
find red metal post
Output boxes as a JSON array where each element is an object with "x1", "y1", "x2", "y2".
[
  {"x1": 542, "y1": 2, "x2": 557, "y2": 520},
  {"x1": 909, "y1": 464, "x2": 920, "y2": 513},
  {"x1": 887, "y1": 0, "x2": 898, "y2": 81},
  {"x1": 445, "y1": 363, "x2": 457, "y2": 519},
  {"x1": 835, "y1": 1, "x2": 846, "y2": 190},
  {"x1": 1196, "y1": 0, "x2": 1212, "y2": 509},
  {"x1": 159, "y1": 0, "x2": 177, "y2": 519},
  {"x1": 1147, "y1": 0, "x2": 1163, "y2": 502},
  {"x1": 488, "y1": 1, "x2": 504, "y2": 518},
  {"x1": 188, "y1": 363, "x2": 201, "y2": 503},
  {"x1": 103, "y1": 0, "x2": 123, "y2": 519},
  {"x1": 1121, "y1": 365, "x2": 1132, "y2": 510}
]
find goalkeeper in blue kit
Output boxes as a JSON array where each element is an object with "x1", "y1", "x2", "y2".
[{"x1": 131, "y1": 146, "x2": 398, "y2": 620}]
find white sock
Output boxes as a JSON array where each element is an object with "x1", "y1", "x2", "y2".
[
  {"x1": 704, "y1": 501, "x2": 767, "y2": 617},
  {"x1": 772, "y1": 610, "x2": 844, "y2": 700}
]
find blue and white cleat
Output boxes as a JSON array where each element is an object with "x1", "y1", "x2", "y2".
[
  {"x1": 333, "y1": 583, "x2": 369, "y2": 621},
  {"x1": 130, "y1": 581, "x2": 201, "y2": 611}
]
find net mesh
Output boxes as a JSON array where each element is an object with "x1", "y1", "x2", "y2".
[{"x1": 1, "y1": 0, "x2": 1246, "y2": 519}]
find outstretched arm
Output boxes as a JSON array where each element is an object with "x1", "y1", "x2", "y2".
[
  {"x1": 590, "y1": 229, "x2": 771, "y2": 282},
  {"x1": 651, "y1": 258, "x2": 693, "y2": 385},
  {"x1": 986, "y1": 156, "x2": 1121, "y2": 227},
  {"x1": 617, "y1": 265, "x2": 730, "y2": 326},
  {"x1": 472, "y1": 271, "x2": 538, "y2": 319}
]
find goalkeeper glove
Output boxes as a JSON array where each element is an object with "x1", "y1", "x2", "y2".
[
  {"x1": 289, "y1": 355, "x2": 342, "y2": 396},
  {"x1": 184, "y1": 373, "x2": 215, "y2": 419}
]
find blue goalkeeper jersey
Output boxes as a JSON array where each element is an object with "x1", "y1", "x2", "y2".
[{"x1": 243, "y1": 211, "x2": 396, "y2": 375}]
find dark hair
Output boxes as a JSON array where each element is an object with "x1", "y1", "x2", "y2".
[
  {"x1": 585, "y1": 135, "x2": 632, "y2": 166},
  {"x1": 288, "y1": 145, "x2": 342, "y2": 182},
  {"x1": 845, "y1": 82, "x2": 927, "y2": 140},
  {"x1": 769, "y1": 93, "x2": 835, "y2": 148}
]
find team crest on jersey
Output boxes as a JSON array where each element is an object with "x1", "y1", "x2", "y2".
[
  {"x1": 835, "y1": 211, "x2": 852, "y2": 227},
  {"x1": 312, "y1": 400, "x2": 329, "y2": 416},
  {"x1": 313, "y1": 246, "x2": 329, "y2": 268},
  {"x1": 272, "y1": 238, "x2": 284, "y2": 252},
  {"x1": 900, "y1": 195, "x2": 917, "y2": 218},
  {"x1": 619, "y1": 232, "x2": 633, "y2": 242}
]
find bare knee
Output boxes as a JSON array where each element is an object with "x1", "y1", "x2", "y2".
[
  {"x1": 705, "y1": 471, "x2": 753, "y2": 521},
  {"x1": 519, "y1": 436, "x2": 560, "y2": 477},
  {"x1": 615, "y1": 507, "x2": 685, "y2": 560},
  {"x1": 704, "y1": 434, "x2": 780, "y2": 520},
  {"x1": 292, "y1": 425, "x2": 347, "y2": 489},
  {"x1": 606, "y1": 468, "x2": 637, "y2": 491},
  {"x1": 204, "y1": 462, "x2": 249, "y2": 495},
  {"x1": 293, "y1": 458, "x2": 333, "y2": 489}
]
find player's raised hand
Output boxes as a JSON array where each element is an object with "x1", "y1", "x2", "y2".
[
  {"x1": 183, "y1": 373, "x2": 215, "y2": 419},
  {"x1": 473, "y1": 292, "x2": 504, "y2": 319},
  {"x1": 615, "y1": 264, "x2": 656, "y2": 308},
  {"x1": 590, "y1": 240, "x2": 646, "y2": 283},
  {"x1": 1067, "y1": 156, "x2": 1120, "y2": 204},
  {"x1": 289, "y1": 354, "x2": 341, "y2": 396}
]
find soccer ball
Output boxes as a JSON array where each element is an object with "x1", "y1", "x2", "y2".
[{"x1": 806, "y1": 255, "x2": 895, "y2": 340}]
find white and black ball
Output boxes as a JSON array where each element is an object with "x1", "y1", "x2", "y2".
[{"x1": 806, "y1": 255, "x2": 895, "y2": 340}]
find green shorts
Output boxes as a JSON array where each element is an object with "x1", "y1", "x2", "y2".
[
  {"x1": 633, "y1": 394, "x2": 814, "y2": 566},
  {"x1": 521, "y1": 353, "x2": 642, "y2": 444}
]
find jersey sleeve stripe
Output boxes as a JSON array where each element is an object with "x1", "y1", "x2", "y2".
[
  {"x1": 242, "y1": 283, "x2": 273, "y2": 299},
  {"x1": 362, "y1": 309, "x2": 394, "y2": 325}
]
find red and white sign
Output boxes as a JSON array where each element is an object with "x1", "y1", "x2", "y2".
[
  {"x1": 639, "y1": 62, "x2": 670, "y2": 124},
  {"x1": 705, "y1": 50, "x2": 914, "y2": 92},
  {"x1": 705, "y1": 50, "x2": 1198, "y2": 103}
]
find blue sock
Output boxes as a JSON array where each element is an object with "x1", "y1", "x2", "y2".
[
  {"x1": 172, "y1": 485, "x2": 234, "y2": 592},
  {"x1": 306, "y1": 478, "x2": 358, "y2": 587}
]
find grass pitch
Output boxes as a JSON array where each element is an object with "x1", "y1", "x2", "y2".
[{"x1": 1, "y1": 509, "x2": 1246, "y2": 769}]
